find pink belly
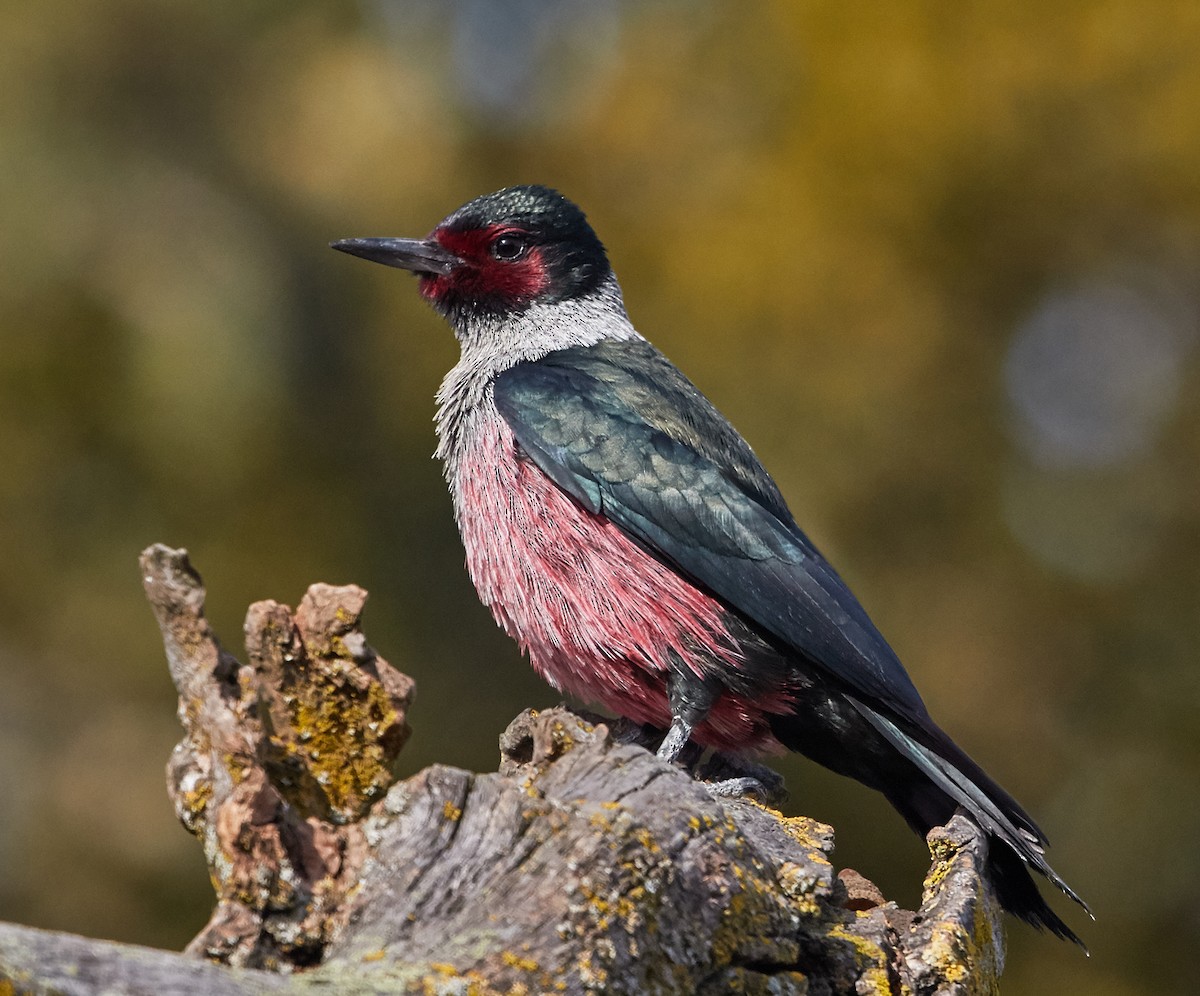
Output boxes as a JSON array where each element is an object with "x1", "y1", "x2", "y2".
[{"x1": 454, "y1": 419, "x2": 789, "y2": 753}]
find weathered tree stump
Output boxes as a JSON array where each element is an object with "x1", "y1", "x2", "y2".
[{"x1": 0, "y1": 545, "x2": 1004, "y2": 995}]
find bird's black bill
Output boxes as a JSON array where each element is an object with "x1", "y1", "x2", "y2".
[{"x1": 330, "y1": 237, "x2": 461, "y2": 275}]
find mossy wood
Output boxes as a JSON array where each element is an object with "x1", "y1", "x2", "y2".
[{"x1": 0, "y1": 545, "x2": 1005, "y2": 995}]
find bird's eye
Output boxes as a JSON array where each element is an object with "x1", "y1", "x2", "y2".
[{"x1": 491, "y1": 234, "x2": 527, "y2": 261}]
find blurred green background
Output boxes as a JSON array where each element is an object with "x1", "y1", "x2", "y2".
[{"x1": 2, "y1": 1, "x2": 1197, "y2": 991}]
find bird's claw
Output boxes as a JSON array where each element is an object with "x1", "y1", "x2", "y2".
[
  {"x1": 704, "y1": 776, "x2": 774, "y2": 800},
  {"x1": 605, "y1": 718, "x2": 663, "y2": 750},
  {"x1": 696, "y1": 754, "x2": 787, "y2": 804}
]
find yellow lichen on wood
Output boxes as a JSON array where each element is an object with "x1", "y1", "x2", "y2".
[
  {"x1": 830, "y1": 922, "x2": 893, "y2": 995},
  {"x1": 775, "y1": 861, "x2": 824, "y2": 917},
  {"x1": 500, "y1": 951, "x2": 538, "y2": 972},
  {"x1": 278, "y1": 670, "x2": 400, "y2": 818}
]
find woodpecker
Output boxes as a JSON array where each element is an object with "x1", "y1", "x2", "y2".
[{"x1": 332, "y1": 185, "x2": 1089, "y2": 946}]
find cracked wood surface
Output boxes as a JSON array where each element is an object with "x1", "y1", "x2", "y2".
[{"x1": 0, "y1": 545, "x2": 1005, "y2": 995}]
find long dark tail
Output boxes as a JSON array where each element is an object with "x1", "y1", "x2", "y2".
[{"x1": 852, "y1": 702, "x2": 1092, "y2": 949}]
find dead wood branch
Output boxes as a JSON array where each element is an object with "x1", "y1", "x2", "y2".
[{"x1": 0, "y1": 545, "x2": 1004, "y2": 995}]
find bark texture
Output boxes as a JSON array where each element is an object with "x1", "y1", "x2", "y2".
[{"x1": 0, "y1": 545, "x2": 1005, "y2": 995}]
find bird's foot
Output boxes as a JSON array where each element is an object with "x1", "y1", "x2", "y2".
[
  {"x1": 703, "y1": 776, "x2": 776, "y2": 800},
  {"x1": 600, "y1": 715, "x2": 784, "y2": 802},
  {"x1": 604, "y1": 718, "x2": 663, "y2": 751},
  {"x1": 695, "y1": 753, "x2": 787, "y2": 805},
  {"x1": 597, "y1": 717, "x2": 713, "y2": 770}
]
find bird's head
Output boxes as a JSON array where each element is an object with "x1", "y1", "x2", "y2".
[{"x1": 332, "y1": 186, "x2": 613, "y2": 329}]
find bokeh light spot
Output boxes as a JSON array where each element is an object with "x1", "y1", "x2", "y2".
[{"x1": 1004, "y1": 277, "x2": 1193, "y2": 469}]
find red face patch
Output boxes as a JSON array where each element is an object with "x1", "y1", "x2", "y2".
[{"x1": 419, "y1": 224, "x2": 551, "y2": 307}]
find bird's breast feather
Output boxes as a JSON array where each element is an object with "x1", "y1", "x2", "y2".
[{"x1": 493, "y1": 341, "x2": 928, "y2": 722}]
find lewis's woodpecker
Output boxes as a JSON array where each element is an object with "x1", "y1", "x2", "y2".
[{"x1": 332, "y1": 185, "x2": 1089, "y2": 945}]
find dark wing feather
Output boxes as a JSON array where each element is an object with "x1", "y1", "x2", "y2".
[{"x1": 493, "y1": 338, "x2": 930, "y2": 726}]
